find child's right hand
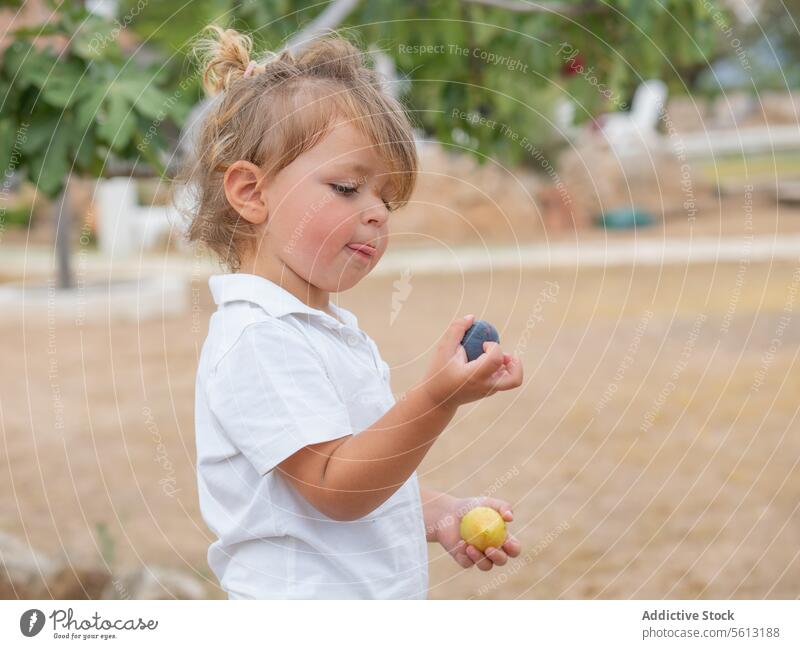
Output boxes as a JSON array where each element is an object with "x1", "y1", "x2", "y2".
[{"x1": 416, "y1": 314, "x2": 524, "y2": 409}]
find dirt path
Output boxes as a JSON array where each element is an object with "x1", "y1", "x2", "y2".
[{"x1": 2, "y1": 260, "x2": 799, "y2": 599}]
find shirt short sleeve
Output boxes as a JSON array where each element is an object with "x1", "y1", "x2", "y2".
[{"x1": 206, "y1": 319, "x2": 353, "y2": 475}]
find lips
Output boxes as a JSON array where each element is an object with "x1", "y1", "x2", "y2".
[{"x1": 346, "y1": 243, "x2": 377, "y2": 258}]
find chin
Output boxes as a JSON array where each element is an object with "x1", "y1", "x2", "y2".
[{"x1": 328, "y1": 275, "x2": 362, "y2": 292}]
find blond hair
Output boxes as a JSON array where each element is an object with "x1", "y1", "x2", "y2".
[{"x1": 174, "y1": 25, "x2": 418, "y2": 273}]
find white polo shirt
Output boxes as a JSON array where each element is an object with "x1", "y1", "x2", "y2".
[{"x1": 194, "y1": 273, "x2": 429, "y2": 599}]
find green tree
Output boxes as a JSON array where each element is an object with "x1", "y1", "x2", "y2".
[
  {"x1": 122, "y1": 0, "x2": 722, "y2": 164},
  {"x1": 0, "y1": 1, "x2": 185, "y2": 287},
  {"x1": 1, "y1": 0, "x2": 722, "y2": 289}
]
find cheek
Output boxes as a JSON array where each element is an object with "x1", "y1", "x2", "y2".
[{"x1": 293, "y1": 209, "x2": 354, "y2": 265}]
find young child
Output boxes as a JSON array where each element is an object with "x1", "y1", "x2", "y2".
[{"x1": 183, "y1": 25, "x2": 524, "y2": 599}]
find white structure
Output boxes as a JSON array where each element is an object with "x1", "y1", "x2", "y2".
[
  {"x1": 596, "y1": 79, "x2": 668, "y2": 157},
  {"x1": 553, "y1": 79, "x2": 669, "y2": 157},
  {"x1": 94, "y1": 177, "x2": 192, "y2": 258}
]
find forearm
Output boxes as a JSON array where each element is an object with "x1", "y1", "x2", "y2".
[{"x1": 321, "y1": 384, "x2": 458, "y2": 519}]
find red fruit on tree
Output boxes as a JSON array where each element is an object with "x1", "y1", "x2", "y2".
[{"x1": 561, "y1": 54, "x2": 585, "y2": 77}]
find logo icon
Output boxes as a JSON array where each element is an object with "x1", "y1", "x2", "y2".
[
  {"x1": 390, "y1": 268, "x2": 413, "y2": 326},
  {"x1": 20, "y1": 609, "x2": 45, "y2": 637}
]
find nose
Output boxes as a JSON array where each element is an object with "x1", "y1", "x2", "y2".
[{"x1": 360, "y1": 193, "x2": 390, "y2": 227}]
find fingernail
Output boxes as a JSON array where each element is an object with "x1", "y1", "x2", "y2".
[{"x1": 464, "y1": 314, "x2": 474, "y2": 321}]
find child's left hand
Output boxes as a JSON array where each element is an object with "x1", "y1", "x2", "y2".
[{"x1": 430, "y1": 495, "x2": 522, "y2": 571}]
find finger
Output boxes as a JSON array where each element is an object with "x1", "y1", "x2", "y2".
[
  {"x1": 478, "y1": 497, "x2": 514, "y2": 521},
  {"x1": 452, "y1": 540, "x2": 474, "y2": 568},
  {"x1": 456, "y1": 555, "x2": 473, "y2": 568},
  {"x1": 467, "y1": 341, "x2": 505, "y2": 380},
  {"x1": 441, "y1": 314, "x2": 476, "y2": 356},
  {"x1": 488, "y1": 364, "x2": 510, "y2": 382},
  {"x1": 485, "y1": 546, "x2": 508, "y2": 566},
  {"x1": 466, "y1": 544, "x2": 493, "y2": 571},
  {"x1": 453, "y1": 548, "x2": 474, "y2": 568},
  {"x1": 502, "y1": 534, "x2": 522, "y2": 557},
  {"x1": 489, "y1": 355, "x2": 524, "y2": 391}
]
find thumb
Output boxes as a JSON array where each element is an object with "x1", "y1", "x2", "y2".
[
  {"x1": 478, "y1": 497, "x2": 514, "y2": 521},
  {"x1": 439, "y1": 314, "x2": 475, "y2": 355}
]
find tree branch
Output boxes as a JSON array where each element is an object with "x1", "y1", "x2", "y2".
[
  {"x1": 286, "y1": 0, "x2": 362, "y2": 55},
  {"x1": 463, "y1": 0, "x2": 604, "y2": 15}
]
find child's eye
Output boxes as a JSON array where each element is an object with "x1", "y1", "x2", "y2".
[{"x1": 331, "y1": 183, "x2": 358, "y2": 196}]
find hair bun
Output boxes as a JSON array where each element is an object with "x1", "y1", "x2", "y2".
[
  {"x1": 194, "y1": 25, "x2": 258, "y2": 96},
  {"x1": 193, "y1": 26, "x2": 376, "y2": 95}
]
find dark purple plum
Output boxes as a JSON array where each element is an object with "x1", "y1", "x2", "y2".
[{"x1": 460, "y1": 320, "x2": 500, "y2": 362}]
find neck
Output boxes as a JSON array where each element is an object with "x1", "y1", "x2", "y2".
[{"x1": 239, "y1": 252, "x2": 331, "y2": 314}]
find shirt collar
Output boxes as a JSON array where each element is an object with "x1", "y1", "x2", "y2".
[{"x1": 208, "y1": 273, "x2": 358, "y2": 329}]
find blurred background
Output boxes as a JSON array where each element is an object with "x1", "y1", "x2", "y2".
[{"x1": 1, "y1": 0, "x2": 799, "y2": 599}]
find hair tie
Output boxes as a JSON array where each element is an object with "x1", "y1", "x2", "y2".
[{"x1": 243, "y1": 60, "x2": 257, "y2": 78}]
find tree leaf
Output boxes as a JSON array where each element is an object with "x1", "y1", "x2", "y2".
[
  {"x1": 0, "y1": 118, "x2": 16, "y2": 174},
  {"x1": 76, "y1": 84, "x2": 109, "y2": 130},
  {"x1": 97, "y1": 92, "x2": 136, "y2": 151},
  {"x1": 71, "y1": 123, "x2": 96, "y2": 171},
  {"x1": 116, "y1": 76, "x2": 170, "y2": 121},
  {"x1": 19, "y1": 113, "x2": 60, "y2": 156},
  {"x1": 27, "y1": 124, "x2": 71, "y2": 198},
  {"x1": 40, "y1": 60, "x2": 88, "y2": 108}
]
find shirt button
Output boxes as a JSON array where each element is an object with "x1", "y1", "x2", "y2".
[{"x1": 346, "y1": 334, "x2": 359, "y2": 347}]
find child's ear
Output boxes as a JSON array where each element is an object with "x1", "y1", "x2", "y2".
[{"x1": 223, "y1": 160, "x2": 270, "y2": 225}]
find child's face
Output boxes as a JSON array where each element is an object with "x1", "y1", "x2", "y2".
[{"x1": 261, "y1": 120, "x2": 395, "y2": 293}]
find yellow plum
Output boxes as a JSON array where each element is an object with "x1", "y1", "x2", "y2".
[{"x1": 459, "y1": 506, "x2": 506, "y2": 552}]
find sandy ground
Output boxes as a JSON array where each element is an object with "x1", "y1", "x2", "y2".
[{"x1": 2, "y1": 250, "x2": 799, "y2": 599}]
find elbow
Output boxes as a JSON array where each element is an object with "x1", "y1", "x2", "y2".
[
  {"x1": 315, "y1": 492, "x2": 376, "y2": 522},
  {"x1": 319, "y1": 500, "x2": 365, "y2": 522}
]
